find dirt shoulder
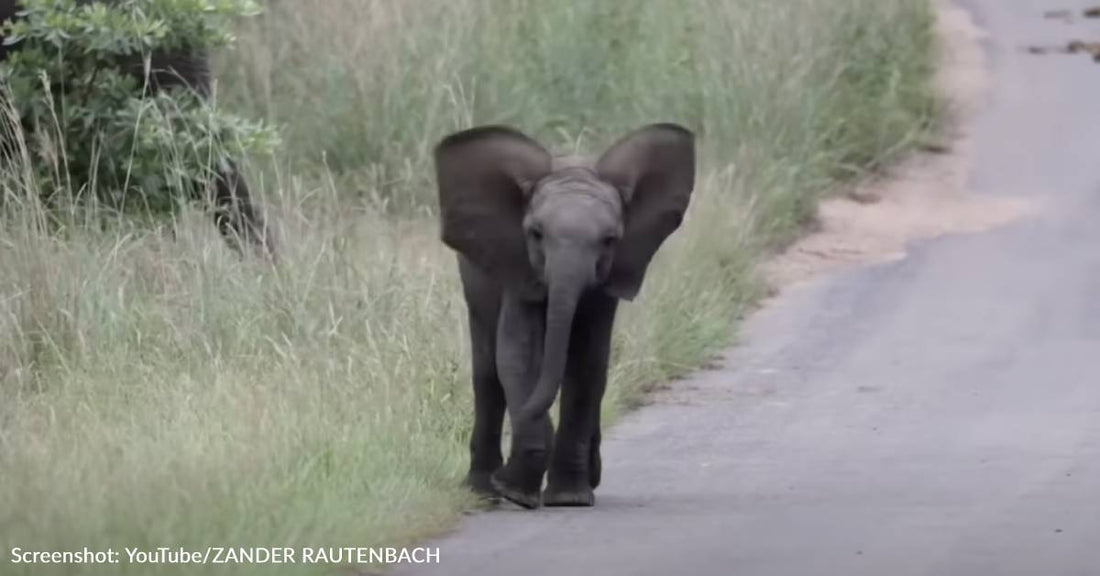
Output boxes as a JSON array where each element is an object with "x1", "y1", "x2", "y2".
[{"x1": 763, "y1": 0, "x2": 1033, "y2": 290}]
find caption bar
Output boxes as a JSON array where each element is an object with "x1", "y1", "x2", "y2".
[{"x1": 11, "y1": 547, "x2": 440, "y2": 566}]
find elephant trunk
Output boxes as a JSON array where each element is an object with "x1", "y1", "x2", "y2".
[{"x1": 519, "y1": 268, "x2": 584, "y2": 422}]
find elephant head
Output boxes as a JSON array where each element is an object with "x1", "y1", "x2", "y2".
[{"x1": 435, "y1": 124, "x2": 696, "y2": 421}]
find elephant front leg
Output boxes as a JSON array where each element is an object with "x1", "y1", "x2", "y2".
[
  {"x1": 543, "y1": 373, "x2": 604, "y2": 507},
  {"x1": 544, "y1": 292, "x2": 617, "y2": 507},
  {"x1": 207, "y1": 160, "x2": 277, "y2": 260},
  {"x1": 464, "y1": 308, "x2": 506, "y2": 500},
  {"x1": 491, "y1": 295, "x2": 553, "y2": 509}
]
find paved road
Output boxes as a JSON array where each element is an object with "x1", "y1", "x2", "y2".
[{"x1": 399, "y1": 1, "x2": 1100, "y2": 574}]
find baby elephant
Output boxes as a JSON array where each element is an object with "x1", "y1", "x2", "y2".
[{"x1": 435, "y1": 123, "x2": 695, "y2": 508}]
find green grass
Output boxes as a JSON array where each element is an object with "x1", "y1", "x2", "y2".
[{"x1": 0, "y1": 0, "x2": 936, "y2": 574}]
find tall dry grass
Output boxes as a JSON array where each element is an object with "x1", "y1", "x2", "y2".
[{"x1": 0, "y1": 0, "x2": 935, "y2": 574}]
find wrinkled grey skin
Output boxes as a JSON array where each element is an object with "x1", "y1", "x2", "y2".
[
  {"x1": 0, "y1": 0, "x2": 275, "y2": 259},
  {"x1": 436, "y1": 124, "x2": 695, "y2": 508}
]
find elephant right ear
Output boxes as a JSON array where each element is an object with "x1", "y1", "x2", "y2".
[{"x1": 435, "y1": 126, "x2": 552, "y2": 298}]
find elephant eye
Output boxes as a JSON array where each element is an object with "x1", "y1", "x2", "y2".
[
  {"x1": 528, "y1": 227, "x2": 544, "y2": 242},
  {"x1": 600, "y1": 235, "x2": 618, "y2": 249}
]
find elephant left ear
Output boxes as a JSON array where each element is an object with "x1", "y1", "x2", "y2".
[{"x1": 596, "y1": 123, "x2": 696, "y2": 301}]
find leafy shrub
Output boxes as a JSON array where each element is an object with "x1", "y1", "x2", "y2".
[{"x1": 0, "y1": 0, "x2": 278, "y2": 214}]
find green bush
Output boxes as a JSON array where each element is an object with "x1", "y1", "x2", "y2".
[{"x1": 0, "y1": 0, "x2": 278, "y2": 214}]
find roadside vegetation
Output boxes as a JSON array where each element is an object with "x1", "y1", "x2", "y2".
[{"x1": 0, "y1": 0, "x2": 936, "y2": 574}]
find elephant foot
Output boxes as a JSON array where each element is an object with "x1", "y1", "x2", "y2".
[
  {"x1": 465, "y1": 470, "x2": 501, "y2": 503},
  {"x1": 543, "y1": 485, "x2": 595, "y2": 507},
  {"x1": 490, "y1": 473, "x2": 541, "y2": 509},
  {"x1": 490, "y1": 458, "x2": 545, "y2": 510}
]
